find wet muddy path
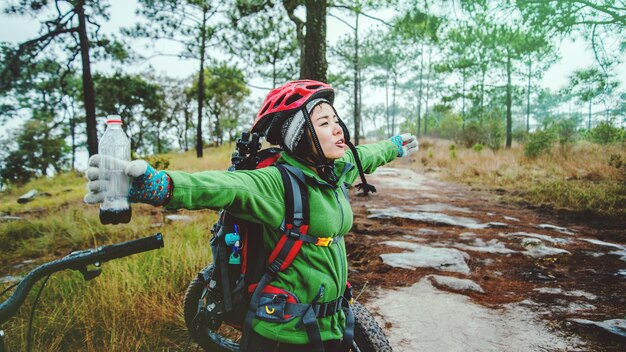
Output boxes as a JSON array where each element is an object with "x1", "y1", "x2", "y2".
[{"x1": 345, "y1": 163, "x2": 626, "y2": 351}]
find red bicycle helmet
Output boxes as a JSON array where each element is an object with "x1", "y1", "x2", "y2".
[{"x1": 251, "y1": 80, "x2": 334, "y2": 145}]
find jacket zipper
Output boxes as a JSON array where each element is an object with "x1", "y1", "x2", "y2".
[{"x1": 332, "y1": 188, "x2": 346, "y2": 298}]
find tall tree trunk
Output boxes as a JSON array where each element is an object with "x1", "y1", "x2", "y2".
[
  {"x1": 76, "y1": 0, "x2": 98, "y2": 156},
  {"x1": 70, "y1": 113, "x2": 76, "y2": 170},
  {"x1": 272, "y1": 53, "x2": 277, "y2": 88},
  {"x1": 196, "y1": 6, "x2": 208, "y2": 158},
  {"x1": 425, "y1": 46, "x2": 432, "y2": 136},
  {"x1": 506, "y1": 51, "x2": 513, "y2": 148},
  {"x1": 526, "y1": 59, "x2": 532, "y2": 133},
  {"x1": 353, "y1": 12, "x2": 360, "y2": 145},
  {"x1": 283, "y1": 1, "x2": 305, "y2": 78},
  {"x1": 184, "y1": 106, "x2": 190, "y2": 151},
  {"x1": 359, "y1": 65, "x2": 363, "y2": 139},
  {"x1": 461, "y1": 67, "x2": 466, "y2": 129},
  {"x1": 392, "y1": 77, "x2": 397, "y2": 135},
  {"x1": 302, "y1": 0, "x2": 327, "y2": 81},
  {"x1": 416, "y1": 45, "x2": 424, "y2": 137},
  {"x1": 385, "y1": 81, "x2": 390, "y2": 136},
  {"x1": 480, "y1": 66, "x2": 486, "y2": 127},
  {"x1": 587, "y1": 98, "x2": 593, "y2": 130}
]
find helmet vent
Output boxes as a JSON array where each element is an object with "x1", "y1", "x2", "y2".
[
  {"x1": 306, "y1": 85, "x2": 322, "y2": 90},
  {"x1": 259, "y1": 102, "x2": 270, "y2": 116},
  {"x1": 273, "y1": 94, "x2": 286, "y2": 108},
  {"x1": 284, "y1": 93, "x2": 303, "y2": 106}
]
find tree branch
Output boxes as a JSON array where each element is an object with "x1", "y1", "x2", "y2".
[
  {"x1": 328, "y1": 12, "x2": 355, "y2": 30},
  {"x1": 331, "y1": 4, "x2": 393, "y2": 27}
]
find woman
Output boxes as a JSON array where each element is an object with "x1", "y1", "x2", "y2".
[{"x1": 85, "y1": 80, "x2": 417, "y2": 351}]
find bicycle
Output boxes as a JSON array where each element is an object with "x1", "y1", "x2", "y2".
[
  {"x1": 0, "y1": 233, "x2": 392, "y2": 351},
  {"x1": 0, "y1": 233, "x2": 164, "y2": 352}
]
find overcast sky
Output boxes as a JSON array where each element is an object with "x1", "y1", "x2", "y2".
[{"x1": 2, "y1": 1, "x2": 623, "y2": 92}]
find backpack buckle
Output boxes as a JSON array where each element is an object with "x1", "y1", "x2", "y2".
[
  {"x1": 315, "y1": 237, "x2": 333, "y2": 247},
  {"x1": 286, "y1": 228, "x2": 301, "y2": 240}
]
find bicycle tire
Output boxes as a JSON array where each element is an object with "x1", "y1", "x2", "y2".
[
  {"x1": 183, "y1": 270, "x2": 240, "y2": 352},
  {"x1": 351, "y1": 301, "x2": 393, "y2": 352},
  {"x1": 184, "y1": 270, "x2": 392, "y2": 352}
]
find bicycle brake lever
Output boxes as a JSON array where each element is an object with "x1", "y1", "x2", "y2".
[{"x1": 77, "y1": 266, "x2": 101, "y2": 281}]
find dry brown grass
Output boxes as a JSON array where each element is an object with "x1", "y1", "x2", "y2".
[
  {"x1": 408, "y1": 138, "x2": 626, "y2": 219},
  {"x1": 164, "y1": 143, "x2": 236, "y2": 172}
]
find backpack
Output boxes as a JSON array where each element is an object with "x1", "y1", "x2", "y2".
[{"x1": 193, "y1": 132, "x2": 355, "y2": 352}]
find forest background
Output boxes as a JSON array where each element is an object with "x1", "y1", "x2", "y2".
[
  {"x1": 0, "y1": 0, "x2": 625, "y2": 215},
  {"x1": 0, "y1": 0, "x2": 624, "y2": 172}
]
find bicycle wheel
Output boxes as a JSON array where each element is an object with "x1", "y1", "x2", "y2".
[
  {"x1": 352, "y1": 301, "x2": 393, "y2": 352},
  {"x1": 184, "y1": 267, "x2": 392, "y2": 352},
  {"x1": 183, "y1": 265, "x2": 240, "y2": 352}
]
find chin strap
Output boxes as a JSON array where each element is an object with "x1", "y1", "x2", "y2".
[
  {"x1": 345, "y1": 140, "x2": 376, "y2": 196},
  {"x1": 289, "y1": 104, "x2": 376, "y2": 194}
]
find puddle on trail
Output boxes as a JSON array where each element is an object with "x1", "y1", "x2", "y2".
[
  {"x1": 428, "y1": 274, "x2": 484, "y2": 293},
  {"x1": 536, "y1": 224, "x2": 576, "y2": 236},
  {"x1": 569, "y1": 318, "x2": 626, "y2": 338},
  {"x1": 503, "y1": 231, "x2": 571, "y2": 244},
  {"x1": 520, "y1": 238, "x2": 571, "y2": 258},
  {"x1": 581, "y1": 238, "x2": 626, "y2": 262},
  {"x1": 371, "y1": 278, "x2": 582, "y2": 351},
  {"x1": 368, "y1": 207, "x2": 488, "y2": 229},
  {"x1": 370, "y1": 167, "x2": 438, "y2": 193},
  {"x1": 533, "y1": 287, "x2": 597, "y2": 300},
  {"x1": 381, "y1": 241, "x2": 470, "y2": 273},
  {"x1": 413, "y1": 202, "x2": 473, "y2": 213},
  {"x1": 454, "y1": 238, "x2": 516, "y2": 254}
]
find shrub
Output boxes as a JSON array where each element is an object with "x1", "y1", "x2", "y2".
[
  {"x1": 457, "y1": 124, "x2": 483, "y2": 148},
  {"x1": 555, "y1": 119, "x2": 578, "y2": 146},
  {"x1": 512, "y1": 128, "x2": 529, "y2": 143},
  {"x1": 450, "y1": 149, "x2": 457, "y2": 159},
  {"x1": 456, "y1": 118, "x2": 504, "y2": 150},
  {"x1": 585, "y1": 122, "x2": 625, "y2": 145},
  {"x1": 473, "y1": 143, "x2": 484, "y2": 152},
  {"x1": 524, "y1": 129, "x2": 555, "y2": 158}
]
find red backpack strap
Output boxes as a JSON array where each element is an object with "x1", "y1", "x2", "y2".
[{"x1": 241, "y1": 164, "x2": 311, "y2": 351}]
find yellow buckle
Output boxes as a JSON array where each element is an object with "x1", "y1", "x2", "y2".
[{"x1": 315, "y1": 237, "x2": 333, "y2": 247}]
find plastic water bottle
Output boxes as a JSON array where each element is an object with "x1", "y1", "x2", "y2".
[{"x1": 99, "y1": 115, "x2": 132, "y2": 225}]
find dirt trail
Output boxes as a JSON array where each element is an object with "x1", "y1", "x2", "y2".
[{"x1": 345, "y1": 163, "x2": 626, "y2": 352}]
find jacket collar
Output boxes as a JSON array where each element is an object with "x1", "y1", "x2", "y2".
[{"x1": 278, "y1": 152, "x2": 354, "y2": 187}]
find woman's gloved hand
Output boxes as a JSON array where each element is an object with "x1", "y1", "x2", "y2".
[
  {"x1": 84, "y1": 154, "x2": 171, "y2": 206},
  {"x1": 389, "y1": 133, "x2": 419, "y2": 157}
]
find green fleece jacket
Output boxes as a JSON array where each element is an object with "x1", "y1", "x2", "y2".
[{"x1": 165, "y1": 140, "x2": 397, "y2": 344}]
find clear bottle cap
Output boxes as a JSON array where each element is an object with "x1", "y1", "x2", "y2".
[{"x1": 106, "y1": 115, "x2": 123, "y2": 125}]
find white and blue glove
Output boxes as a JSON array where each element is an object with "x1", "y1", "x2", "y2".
[
  {"x1": 84, "y1": 155, "x2": 171, "y2": 206},
  {"x1": 390, "y1": 133, "x2": 419, "y2": 157}
]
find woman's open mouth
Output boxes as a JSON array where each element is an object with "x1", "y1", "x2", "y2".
[{"x1": 336, "y1": 139, "x2": 345, "y2": 148}]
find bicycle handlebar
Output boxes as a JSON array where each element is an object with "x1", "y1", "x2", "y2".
[{"x1": 0, "y1": 233, "x2": 164, "y2": 325}]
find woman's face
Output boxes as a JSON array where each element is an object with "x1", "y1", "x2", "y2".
[{"x1": 310, "y1": 103, "x2": 345, "y2": 160}]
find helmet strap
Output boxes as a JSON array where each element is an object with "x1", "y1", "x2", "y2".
[
  {"x1": 337, "y1": 119, "x2": 376, "y2": 196},
  {"x1": 300, "y1": 106, "x2": 339, "y2": 184}
]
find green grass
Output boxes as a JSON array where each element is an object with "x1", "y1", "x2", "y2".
[
  {"x1": 0, "y1": 171, "x2": 86, "y2": 215},
  {"x1": 0, "y1": 147, "x2": 228, "y2": 351},
  {"x1": 527, "y1": 179, "x2": 626, "y2": 219}
]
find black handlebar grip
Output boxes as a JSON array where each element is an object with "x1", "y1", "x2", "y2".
[{"x1": 99, "y1": 233, "x2": 164, "y2": 262}]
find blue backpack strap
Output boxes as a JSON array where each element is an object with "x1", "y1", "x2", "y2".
[{"x1": 241, "y1": 164, "x2": 319, "y2": 351}]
